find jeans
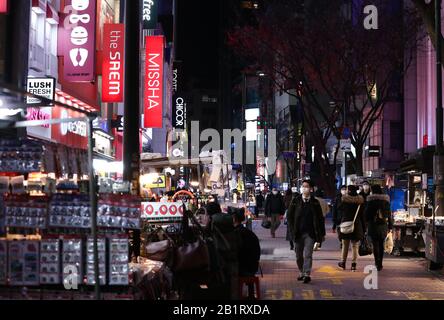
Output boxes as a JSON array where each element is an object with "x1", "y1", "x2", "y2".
[
  {"x1": 270, "y1": 214, "x2": 281, "y2": 235},
  {"x1": 294, "y1": 233, "x2": 315, "y2": 276},
  {"x1": 371, "y1": 236, "x2": 385, "y2": 267},
  {"x1": 341, "y1": 239, "x2": 359, "y2": 263}
]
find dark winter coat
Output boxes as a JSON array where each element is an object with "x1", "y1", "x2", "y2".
[
  {"x1": 332, "y1": 193, "x2": 343, "y2": 229},
  {"x1": 235, "y1": 225, "x2": 261, "y2": 276},
  {"x1": 264, "y1": 193, "x2": 285, "y2": 216},
  {"x1": 256, "y1": 194, "x2": 265, "y2": 209},
  {"x1": 364, "y1": 194, "x2": 393, "y2": 240},
  {"x1": 287, "y1": 195, "x2": 326, "y2": 243},
  {"x1": 338, "y1": 195, "x2": 366, "y2": 241}
]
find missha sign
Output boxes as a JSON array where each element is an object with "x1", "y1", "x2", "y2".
[
  {"x1": 59, "y1": 0, "x2": 97, "y2": 82},
  {"x1": 102, "y1": 23, "x2": 124, "y2": 102},
  {"x1": 141, "y1": 0, "x2": 158, "y2": 30},
  {"x1": 144, "y1": 36, "x2": 164, "y2": 128}
]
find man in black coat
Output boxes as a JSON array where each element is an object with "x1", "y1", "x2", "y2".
[
  {"x1": 287, "y1": 180, "x2": 326, "y2": 284},
  {"x1": 264, "y1": 188, "x2": 285, "y2": 238}
]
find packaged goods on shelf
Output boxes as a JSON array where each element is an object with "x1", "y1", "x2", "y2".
[
  {"x1": 4, "y1": 195, "x2": 48, "y2": 229},
  {"x1": 0, "y1": 139, "x2": 43, "y2": 173},
  {"x1": 62, "y1": 237, "x2": 83, "y2": 287},
  {"x1": 0, "y1": 239, "x2": 6, "y2": 285},
  {"x1": 40, "y1": 238, "x2": 61, "y2": 285},
  {"x1": 109, "y1": 235, "x2": 129, "y2": 285},
  {"x1": 49, "y1": 194, "x2": 91, "y2": 229},
  {"x1": 97, "y1": 194, "x2": 141, "y2": 229},
  {"x1": 8, "y1": 240, "x2": 39, "y2": 286},
  {"x1": 86, "y1": 237, "x2": 106, "y2": 285}
]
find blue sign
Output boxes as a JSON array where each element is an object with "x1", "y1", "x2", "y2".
[{"x1": 342, "y1": 127, "x2": 351, "y2": 139}]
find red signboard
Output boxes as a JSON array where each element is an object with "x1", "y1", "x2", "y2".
[
  {"x1": 144, "y1": 36, "x2": 164, "y2": 128},
  {"x1": 51, "y1": 106, "x2": 88, "y2": 149},
  {"x1": 0, "y1": 0, "x2": 8, "y2": 13},
  {"x1": 423, "y1": 134, "x2": 428, "y2": 148},
  {"x1": 59, "y1": 0, "x2": 97, "y2": 82},
  {"x1": 102, "y1": 23, "x2": 124, "y2": 102}
]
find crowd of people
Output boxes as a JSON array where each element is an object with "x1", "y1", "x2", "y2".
[{"x1": 145, "y1": 178, "x2": 393, "y2": 298}]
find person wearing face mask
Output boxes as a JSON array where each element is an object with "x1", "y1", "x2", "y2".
[
  {"x1": 287, "y1": 180, "x2": 326, "y2": 283},
  {"x1": 361, "y1": 181, "x2": 371, "y2": 202},
  {"x1": 332, "y1": 186, "x2": 348, "y2": 233},
  {"x1": 264, "y1": 187, "x2": 286, "y2": 238}
]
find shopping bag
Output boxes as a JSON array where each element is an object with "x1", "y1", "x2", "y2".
[
  {"x1": 359, "y1": 235, "x2": 373, "y2": 256},
  {"x1": 384, "y1": 232, "x2": 394, "y2": 254}
]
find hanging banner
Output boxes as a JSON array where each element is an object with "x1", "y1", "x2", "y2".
[
  {"x1": 141, "y1": 0, "x2": 158, "y2": 30},
  {"x1": 172, "y1": 61, "x2": 186, "y2": 130},
  {"x1": 102, "y1": 23, "x2": 125, "y2": 102},
  {"x1": 51, "y1": 106, "x2": 88, "y2": 149},
  {"x1": 144, "y1": 35, "x2": 164, "y2": 128},
  {"x1": 0, "y1": 0, "x2": 8, "y2": 13},
  {"x1": 59, "y1": 0, "x2": 97, "y2": 82}
]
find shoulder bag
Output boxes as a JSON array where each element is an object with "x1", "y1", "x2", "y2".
[{"x1": 340, "y1": 205, "x2": 361, "y2": 234}]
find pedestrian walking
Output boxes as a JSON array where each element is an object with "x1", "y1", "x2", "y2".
[
  {"x1": 287, "y1": 180, "x2": 326, "y2": 283},
  {"x1": 332, "y1": 185, "x2": 347, "y2": 232},
  {"x1": 255, "y1": 192, "x2": 265, "y2": 216},
  {"x1": 337, "y1": 185, "x2": 366, "y2": 271},
  {"x1": 360, "y1": 181, "x2": 371, "y2": 202},
  {"x1": 284, "y1": 189, "x2": 295, "y2": 250},
  {"x1": 264, "y1": 188, "x2": 285, "y2": 238},
  {"x1": 364, "y1": 185, "x2": 393, "y2": 271}
]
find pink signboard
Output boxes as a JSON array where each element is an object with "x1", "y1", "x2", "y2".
[{"x1": 59, "y1": 0, "x2": 97, "y2": 82}]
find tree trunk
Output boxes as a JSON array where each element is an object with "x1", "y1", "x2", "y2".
[{"x1": 354, "y1": 144, "x2": 364, "y2": 177}]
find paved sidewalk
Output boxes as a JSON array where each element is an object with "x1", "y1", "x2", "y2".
[{"x1": 251, "y1": 218, "x2": 444, "y2": 300}]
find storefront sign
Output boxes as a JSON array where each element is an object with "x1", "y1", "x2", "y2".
[
  {"x1": 26, "y1": 78, "x2": 55, "y2": 105},
  {"x1": 172, "y1": 61, "x2": 186, "y2": 130},
  {"x1": 93, "y1": 131, "x2": 113, "y2": 158},
  {"x1": 26, "y1": 107, "x2": 52, "y2": 140},
  {"x1": 368, "y1": 146, "x2": 380, "y2": 157},
  {"x1": 60, "y1": 0, "x2": 97, "y2": 82},
  {"x1": 51, "y1": 106, "x2": 88, "y2": 149},
  {"x1": 144, "y1": 36, "x2": 164, "y2": 128},
  {"x1": 111, "y1": 116, "x2": 124, "y2": 132},
  {"x1": 102, "y1": 23, "x2": 124, "y2": 102},
  {"x1": 140, "y1": 173, "x2": 166, "y2": 188},
  {"x1": 0, "y1": 0, "x2": 8, "y2": 13},
  {"x1": 141, "y1": 0, "x2": 158, "y2": 30},
  {"x1": 141, "y1": 202, "x2": 184, "y2": 222}
]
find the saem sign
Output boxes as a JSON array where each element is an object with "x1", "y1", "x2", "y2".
[
  {"x1": 144, "y1": 36, "x2": 164, "y2": 128},
  {"x1": 102, "y1": 23, "x2": 124, "y2": 102},
  {"x1": 60, "y1": 0, "x2": 97, "y2": 82}
]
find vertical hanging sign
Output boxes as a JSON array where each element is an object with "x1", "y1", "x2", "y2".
[
  {"x1": 0, "y1": 0, "x2": 8, "y2": 13},
  {"x1": 144, "y1": 36, "x2": 164, "y2": 128},
  {"x1": 60, "y1": 0, "x2": 97, "y2": 82},
  {"x1": 141, "y1": 0, "x2": 158, "y2": 30},
  {"x1": 102, "y1": 23, "x2": 125, "y2": 102},
  {"x1": 172, "y1": 61, "x2": 186, "y2": 130}
]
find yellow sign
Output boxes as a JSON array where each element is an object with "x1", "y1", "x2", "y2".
[{"x1": 140, "y1": 173, "x2": 166, "y2": 188}]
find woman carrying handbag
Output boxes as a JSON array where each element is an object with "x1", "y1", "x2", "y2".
[
  {"x1": 364, "y1": 185, "x2": 393, "y2": 271},
  {"x1": 337, "y1": 185, "x2": 366, "y2": 271}
]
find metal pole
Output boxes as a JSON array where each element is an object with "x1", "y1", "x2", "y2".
[
  {"x1": 344, "y1": 103, "x2": 347, "y2": 186},
  {"x1": 87, "y1": 116, "x2": 100, "y2": 299},
  {"x1": 242, "y1": 73, "x2": 247, "y2": 202},
  {"x1": 435, "y1": 0, "x2": 444, "y2": 217}
]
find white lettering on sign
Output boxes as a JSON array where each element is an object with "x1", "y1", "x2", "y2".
[
  {"x1": 146, "y1": 53, "x2": 161, "y2": 110},
  {"x1": 63, "y1": 0, "x2": 91, "y2": 68},
  {"x1": 60, "y1": 109, "x2": 87, "y2": 137},
  {"x1": 108, "y1": 30, "x2": 122, "y2": 96},
  {"x1": 141, "y1": 202, "x2": 184, "y2": 221},
  {"x1": 175, "y1": 97, "x2": 184, "y2": 127},
  {"x1": 142, "y1": 0, "x2": 155, "y2": 22}
]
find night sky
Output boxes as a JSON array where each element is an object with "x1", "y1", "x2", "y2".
[{"x1": 176, "y1": 0, "x2": 220, "y2": 90}]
